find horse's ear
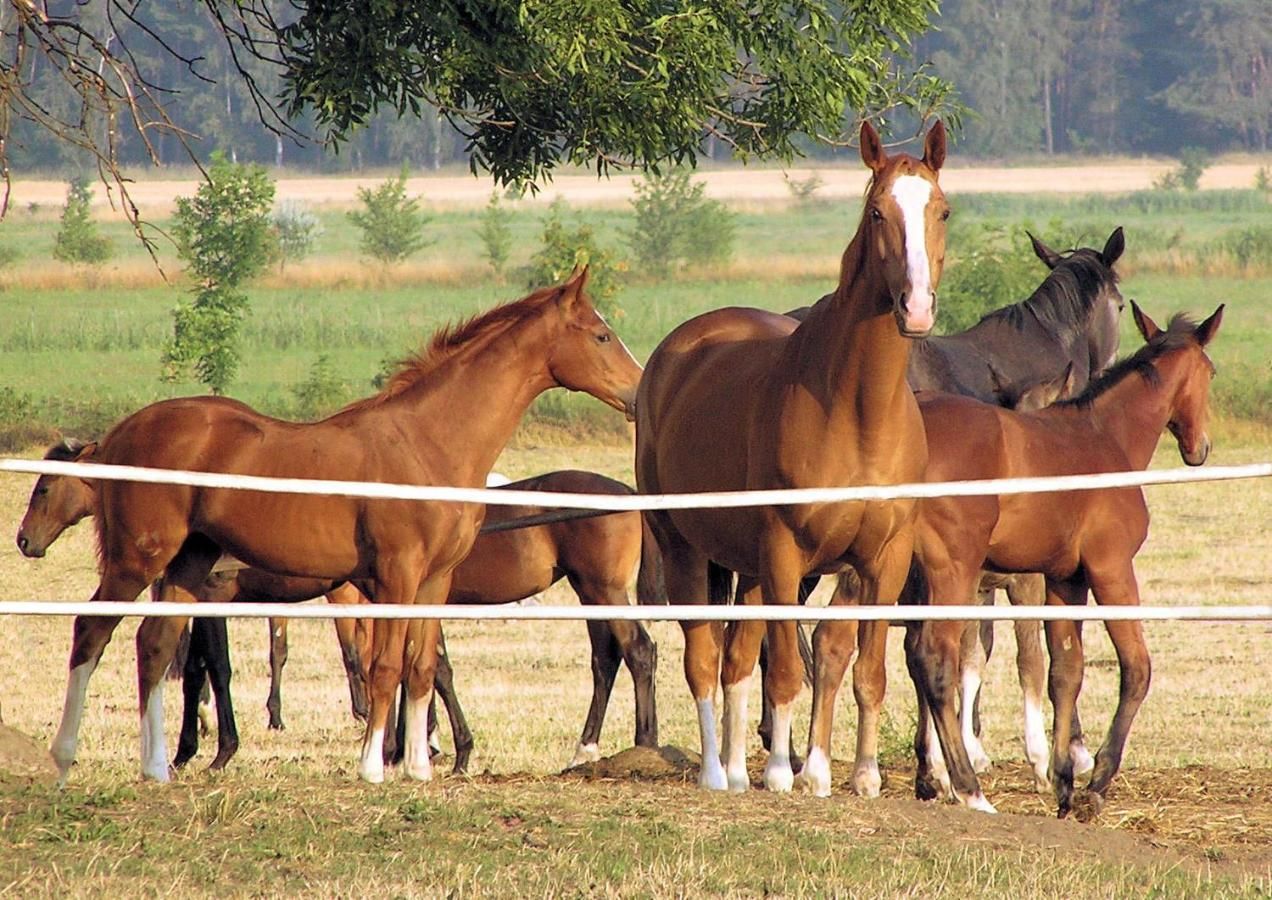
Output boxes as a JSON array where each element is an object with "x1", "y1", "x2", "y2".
[
  {"x1": 78, "y1": 441, "x2": 98, "y2": 461},
  {"x1": 1195, "y1": 303, "x2": 1224, "y2": 347},
  {"x1": 560, "y1": 264, "x2": 591, "y2": 307},
  {"x1": 1101, "y1": 226, "x2": 1125, "y2": 267},
  {"x1": 1028, "y1": 231, "x2": 1062, "y2": 269},
  {"x1": 859, "y1": 120, "x2": 886, "y2": 174},
  {"x1": 922, "y1": 119, "x2": 946, "y2": 173},
  {"x1": 1130, "y1": 300, "x2": 1160, "y2": 342}
]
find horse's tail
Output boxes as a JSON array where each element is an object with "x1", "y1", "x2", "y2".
[
  {"x1": 706, "y1": 561, "x2": 734, "y2": 607},
  {"x1": 634, "y1": 514, "x2": 667, "y2": 605}
]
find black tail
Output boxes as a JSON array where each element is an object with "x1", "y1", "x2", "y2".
[{"x1": 635, "y1": 514, "x2": 667, "y2": 605}]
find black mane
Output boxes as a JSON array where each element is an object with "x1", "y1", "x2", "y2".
[
  {"x1": 1061, "y1": 314, "x2": 1200, "y2": 410},
  {"x1": 979, "y1": 248, "x2": 1118, "y2": 341}
]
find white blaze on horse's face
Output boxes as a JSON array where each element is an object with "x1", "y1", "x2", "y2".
[{"x1": 891, "y1": 174, "x2": 937, "y2": 336}]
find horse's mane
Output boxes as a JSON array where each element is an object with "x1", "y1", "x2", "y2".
[
  {"x1": 337, "y1": 284, "x2": 563, "y2": 415},
  {"x1": 979, "y1": 247, "x2": 1118, "y2": 339},
  {"x1": 1061, "y1": 313, "x2": 1200, "y2": 410}
]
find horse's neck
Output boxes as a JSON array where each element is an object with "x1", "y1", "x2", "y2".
[
  {"x1": 798, "y1": 245, "x2": 912, "y2": 429},
  {"x1": 371, "y1": 326, "x2": 555, "y2": 485},
  {"x1": 1086, "y1": 361, "x2": 1180, "y2": 470}
]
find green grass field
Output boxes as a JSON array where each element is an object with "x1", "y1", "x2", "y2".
[{"x1": 1, "y1": 186, "x2": 1270, "y2": 447}]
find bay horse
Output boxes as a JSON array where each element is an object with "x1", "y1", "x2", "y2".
[
  {"x1": 182, "y1": 469, "x2": 661, "y2": 772},
  {"x1": 898, "y1": 302, "x2": 1222, "y2": 816},
  {"x1": 636, "y1": 120, "x2": 957, "y2": 801},
  {"x1": 49, "y1": 267, "x2": 643, "y2": 785}
]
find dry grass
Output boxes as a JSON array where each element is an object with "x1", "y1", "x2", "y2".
[{"x1": 0, "y1": 430, "x2": 1269, "y2": 894}]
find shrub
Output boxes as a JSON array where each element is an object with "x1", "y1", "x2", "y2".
[
  {"x1": 784, "y1": 172, "x2": 825, "y2": 206},
  {"x1": 52, "y1": 177, "x2": 112, "y2": 265},
  {"x1": 476, "y1": 191, "x2": 514, "y2": 281},
  {"x1": 291, "y1": 354, "x2": 351, "y2": 419},
  {"x1": 525, "y1": 198, "x2": 623, "y2": 316},
  {"x1": 1153, "y1": 147, "x2": 1209, "y2": 192},
  {"x1": 938, "y1": 221, "x2": 1057, "y2": 335},
  {"x1": 1213, "y1": 225, "x2": 1272, "y2": 269},
  {"x1": 1255, "y1": 166, "x2": 1271, "y2": 193},
  {"x1": 163, "y1": 153, "x2": 277, "y2": 394},
  {"x1": 626, "y1": 168, "x2": 735, "y2": 277},
  {"x1": 347, "y1": 165, "x2": 432, "y2": 263},
  {"x1": 272, "y1": 200, "x2": 323, "y2": 269}
]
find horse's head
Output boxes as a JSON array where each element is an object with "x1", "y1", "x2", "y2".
[
  {"x1": 546, "y1": 266, "x2": 644, "y2": 421},
  {"x1": 859, "y1": 119, "x2": 950, "y2": 338},
  {"x1": 1030, "y1": 226, "x2": 1126, "y2": 377},
  {"x1": 1132, "y1": 301, "x2": 1223, "y2": 467},
  {"x1": 16, "y1": 439, "x2": 98, "y2": 558}
]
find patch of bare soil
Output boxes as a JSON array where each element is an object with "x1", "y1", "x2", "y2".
[
  {"x1": 561, "y1": 745, "x2": 699, "y2": 781},
  {"x1": 0, "y1": 723, "x2": 58, "y2": 786},
  {"x1": 558, "y1": 746, "x2": 1272, "y2": 876}
]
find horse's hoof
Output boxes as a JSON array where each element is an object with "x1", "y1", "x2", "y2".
[
  {"x1": 358, "y1": 761, "x2": 386, "y2": 784},
  {"x1": 795, "y1": 748, "x2": 832, "y2": 798},
  {"x1": 141, "y1": 764, "x2": 172, "y2": 783},
  {"x1": 698, "y1": 757, "x2": 728, "y2": 791},
  {"x1": 960, "y1": 791, "x2": 998, "y2": 814},
  {"x1": 567, "y1": 742, "x2": 601, "y2": 769},
  {"x1": 1032, "y1": 771, "x2": 1052, "y2": 794},
  {"x1": 1071, "y1": 789, "x2": 1105, "y2": 823},
  {"x1": 852, "y1": 763, "x2": 882, "y2": 799},
  {"x1": 763, "y1": 762, "x2": 794, "y2": 793}
]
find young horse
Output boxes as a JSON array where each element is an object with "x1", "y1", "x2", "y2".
[
  {"x1": 903, "y1": 302, "x2": 1222, "y2": 816},
  {"x1": 636, "y1": 120, "x2": 954, "y2": 801},
  {"x1": 49, "y1": 268, "x2": 643, "y2": 785}
]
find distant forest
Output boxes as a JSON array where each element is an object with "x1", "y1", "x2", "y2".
[{"x1": 6, "y1": 0, "x2": 1270, "y2": 175}]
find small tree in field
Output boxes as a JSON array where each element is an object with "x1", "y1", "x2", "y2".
[
  {"x1": 272, "y1": 200, "x2": 323, "y2": 270},
  {"x1": 476, "y1": 192, "x2": 514, "y2": 281},
  {"x1": 162, "y1": 153, "x2": 276, "y2": 394},
  {"x1": 627, "y1": 168, "x2": 734, "y2": 277},
  {"x1": 526, "y1": 198, "x2": 622, "y2": 316},
  {"x1": 347, "y1": 165, "x2": 432, "y2": 263},
  {"x1": 52, "y1": 177, "x2": 112, "y2": 265}
]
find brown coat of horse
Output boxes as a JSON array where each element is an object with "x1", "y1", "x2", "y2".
[
  {"x1": 635, "y1": 121, "x2": 956, "y2": 801},
  {"x1": 48, "y1": 269, "x2": 643, "y2": 785},
  {"x1": 899, "y1": 302, "x2": 1222, "y2": 816}
]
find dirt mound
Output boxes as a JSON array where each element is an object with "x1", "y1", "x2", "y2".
[
  {"x1": 562, "y1": 745, "x2": 698, "y2": 782},
  {"x1": 0, "y1": 723, "x2": 58, "y2": 784}
]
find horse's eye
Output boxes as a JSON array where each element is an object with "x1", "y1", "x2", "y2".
[
  {"x1": 36, "y1": 486, "x2": 48, "y2": 497},
  {"x1": 870, "y1": 207, "x2": 883, "y2": 223},
  {"x1": 940, "y1": 208, "x2": 951, "y2": 222},
  {"x1": 597, "y1": 332, "x2": 612, "y2": 344}
]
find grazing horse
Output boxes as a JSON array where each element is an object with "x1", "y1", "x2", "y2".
[
  {"x1": 636, "y1": 120, "x2": 957, "y2": 802},
  {"x1": 901, "y1": 302, "x2": 1222, "y2": 816},
  {"x1": 48, "y1": 268, "x2": 643, "y2": 785}
]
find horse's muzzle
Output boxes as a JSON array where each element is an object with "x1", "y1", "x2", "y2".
[
  {"x1": 16, "y1": 533, "x2": 45, "y2": 558},
  {"x1": 1180, "y1": 436, "x2": 1210, "y2": 467},
  {"x1": 895, "y1": 291, "x2": 937, "y2": 338}
]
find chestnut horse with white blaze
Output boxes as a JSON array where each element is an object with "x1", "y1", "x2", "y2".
[
  {"x1": 49, "y1": 268, "x2": 643, "y2": 785},
  {"x1": 636, "y1": 121, "x2": 962, "y2": 802}
]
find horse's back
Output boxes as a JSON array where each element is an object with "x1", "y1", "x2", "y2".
[{"x1": 451, "y1": 470, "x2": 640, "y2": 604}]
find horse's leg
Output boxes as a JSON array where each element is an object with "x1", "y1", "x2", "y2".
[
  {"x1": 957, "y1": 580, "x2": 994, "y2": 775},
  {"x1": 720, "y1": 577, "x2": 764, "y2": 792},
  {"x1": 266, "y1": 617, "x2": 288, "y2": 730},
  {"x1": 747, "y1": 530, "x2": 813, "y2": 794},
  {"x1": 1084, "y1": 561, "x2": 1150, "y2": 811},
  {"x1": 1007, "y1": 574, "x2": 1052, "y2": 792},
  {"x1": 905, "y1": 628, "x2": 949, "y2": 800},
  {"x1": 570, "y1": 621, "x2": 622, "y2": 767},
  {"x1": 174, "y1": 614, "x2": 210, "y2": 770},
  {"x1": 432, "y1": 629, "x2": 472, "y2": 775},
  {"x1": 1044, "y1": 576, "x2": 1089, "y2": 818},
  {"x1": 907, "y1": 557, "x2": 995, "y2": 813},
  {"x1": 328, "y1": 584, "x2": 370, "y2": 722},
  {"x1": 201, "y1": 617, "x2": 240, "y2": 771},
  {"x1": 398, "y1": 574, "x2": 453, "y2": 782},
  {"x1": 359, "y1": 608, "x2": 408, "y2": 783}
]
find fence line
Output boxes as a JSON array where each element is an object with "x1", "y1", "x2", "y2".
[
  {"x1": 2, "y1": 458, "x2": 1270, "y2": 510},
  {"x1": 1, "y1": 601, "x2": 1268, "y2": 623}
]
